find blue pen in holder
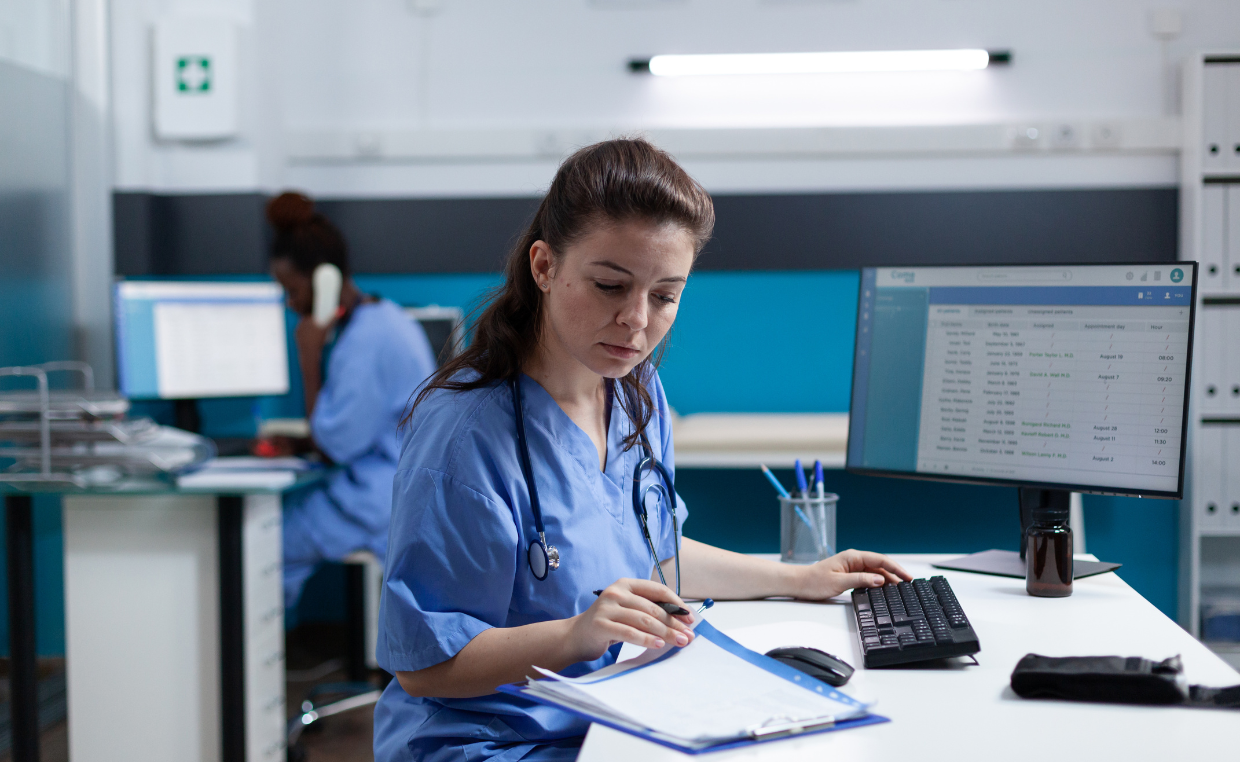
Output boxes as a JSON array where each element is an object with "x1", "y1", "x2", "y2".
[{"x1": 779, "y1": 493, "x2": 837, "y2": 564}]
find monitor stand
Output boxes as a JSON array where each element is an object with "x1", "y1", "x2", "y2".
[
  {"x1": 931, "y1": 488, "x2": 1122, "y2": 580},
  {"x1": 173, "y1": 398, "x2": 201, "y2": 434}
]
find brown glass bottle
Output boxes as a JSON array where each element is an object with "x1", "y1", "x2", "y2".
[{"x1": 1026, "y1": 506, "x2": 1073, "y2": 597}]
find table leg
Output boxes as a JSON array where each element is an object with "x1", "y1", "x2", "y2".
[
  {"x1": 5, "y1": 494, "x2": 39, "y2": 762},
  {"x1": 219, "y1": 495, "x2": 246, "y2": 762}
]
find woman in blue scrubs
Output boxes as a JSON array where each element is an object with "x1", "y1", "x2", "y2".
[
  {"x1": 375, "y1": 140, "x2": 910, "y2": 761},
  {"x1": 266, "y1": 192, "x2": 438, "y2": 610}
]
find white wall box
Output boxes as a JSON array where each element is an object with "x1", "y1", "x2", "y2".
[{"x1": 152, "y1": 18, "x2": 239, "y2": 140}]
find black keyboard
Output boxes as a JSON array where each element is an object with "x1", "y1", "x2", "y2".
[{"x1": 851, "y1": 576, "x2": 980, "y2": 668}]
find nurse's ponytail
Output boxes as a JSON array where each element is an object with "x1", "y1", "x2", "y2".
[{"x1": 404, "y1": 138, "x2": 714, "y2": 448}]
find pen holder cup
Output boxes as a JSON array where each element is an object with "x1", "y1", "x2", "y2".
[{"x1": 779, "y1": 494, "x2": 838, "y2": 564}]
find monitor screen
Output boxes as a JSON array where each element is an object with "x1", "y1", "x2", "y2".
[
  {"x1": 847, "y1": 263, "x2": 1197, "y2": 498},
  {"x1": 115, "y1": 281, "x2": 290, "y2": 399}
]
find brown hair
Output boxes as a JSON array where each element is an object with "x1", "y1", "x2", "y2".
[
  {"x1": 404, "y1": 138, "x2": 714, "y2": 448},
  {"x1": 265, "y1": 191, "x2": 351, "y2": 277}
]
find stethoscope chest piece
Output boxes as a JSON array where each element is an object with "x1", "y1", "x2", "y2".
[{"x1": 528, "y1": 535, "x2": 560, "y2": 581}]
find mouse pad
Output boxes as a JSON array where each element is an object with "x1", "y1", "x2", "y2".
[{"x1": 932, "y1": 549, "x2": 1121, "y2": 579}]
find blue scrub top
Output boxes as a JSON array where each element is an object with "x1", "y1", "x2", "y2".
[
  {"x1": 285, "y1": 299, "x2": 437, "y2": 562},
  {"x1": 374, "y1": 371, "x2": 687, "y2": 762}
]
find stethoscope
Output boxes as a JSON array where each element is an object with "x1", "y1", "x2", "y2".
[{"x1": 511, "y1": 377, "x2": 682, "y2": 595}]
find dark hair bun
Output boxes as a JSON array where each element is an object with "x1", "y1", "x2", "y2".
[{"x1": 266, "y1": 191, "x2": 316, "y2": 230}]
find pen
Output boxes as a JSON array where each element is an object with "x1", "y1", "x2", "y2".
[
  {"x1": 593, "y1": 589, "x2": 689, "y2": 617},
  {"x1": 812, "y1": 459, "x2": 833, "y2": 556},
  {"x1": 759, "y1": 464, "x2": 790, "y2": 498},
  {"x1": 794, "y1": 459, "x2": 808, "y2": 497}
]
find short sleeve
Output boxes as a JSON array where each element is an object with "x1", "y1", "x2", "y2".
[{"x1": 376, "y1": 467, "x2": 519, "y2": 673}]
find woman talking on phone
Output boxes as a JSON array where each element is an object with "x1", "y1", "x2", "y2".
[
  {"x1": 266, "y1": 192, "x2": 438, "y2": 610},
  {"x1": 374, "y1": 140, "x2": 910, "y2": 761}
]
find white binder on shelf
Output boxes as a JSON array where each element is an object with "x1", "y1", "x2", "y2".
[
  {"x1": 1228, "y1": 186, "x2": 1240, "y2": 294},
  {"x1": 1224, "y1": 427, "x2": 1240, "y2": 530},
  {"x1": 1226, "y1": 309, "x2": 1240, "y2": 414},
  {"x1": 1228, "y1": 64, "x2": 1240, "y2": 173},
  {"x1": 1202, "y1": 184, "x2": 1227, "y2": 291},
  {"x1": 1203, "y1": 63, "x2": 1229, "y2": 173},
  {"x1": 1199, "y1": 307, "x2": 1224, "y2": 412},
  {"x1": 1197, "y1": 425, "x2": 1225, "y2": 531}
]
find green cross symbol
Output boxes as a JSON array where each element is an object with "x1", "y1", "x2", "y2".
[{"x1": 176, "y1": 56, "x2": 212, "y2": 93}]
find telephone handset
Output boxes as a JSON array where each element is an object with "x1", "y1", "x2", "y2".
[{"x1": 312, "y1": 263, "x2": 343, "y2": 327}]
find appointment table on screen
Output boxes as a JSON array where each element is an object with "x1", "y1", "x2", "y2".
[
  {"x1": 578, "y1": 555, "x2": 1240, "y2": 762},
  {"x1": 848, "y1": 265, "x2": 1195, "y2": 496}
]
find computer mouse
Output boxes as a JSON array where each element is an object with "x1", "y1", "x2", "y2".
[{"x1": 764, "y1": 646, "x2": 855, "y2": 687}]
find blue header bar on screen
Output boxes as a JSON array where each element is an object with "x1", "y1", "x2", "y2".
[
  {"x1": 924, "y1": 285, "x2": 1190, "y2": 306},
  {"x1": 847, "y1": 269, "x2": 878, "y2": 466}
]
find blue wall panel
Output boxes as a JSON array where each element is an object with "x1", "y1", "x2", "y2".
[
  {"x1": 659, "y1": 271, "x2": 859, "y2": 414},
  {"x1": 70, "y1": 268, "x2": 1187, "y2": 643}
]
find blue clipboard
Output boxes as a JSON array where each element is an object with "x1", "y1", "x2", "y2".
[{"x1": 498, "y1": 621, "x2": 889, "y2": 754}]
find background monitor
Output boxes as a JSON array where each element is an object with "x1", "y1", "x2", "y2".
[
  {"x1": 847, "y1": 263, "x2": 1197, "y2": 500},
  {"x1": 115, "y1": 281, "x2": 290, "y2": 400},
  {"x1": 405, "y1": 305, "x2": 465, "y2": 366}
]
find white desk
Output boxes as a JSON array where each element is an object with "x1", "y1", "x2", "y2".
[
  {"x1": 4, "y1": 473, "x2": 318, "y2": 762},
  {"x1": 579, "y1": 554, "x2": 1240, "y2": 761}
]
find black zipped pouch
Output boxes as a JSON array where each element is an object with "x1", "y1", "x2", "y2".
[{"x1": 1010, "y1": 654, "x2": 1240, "y2": 708}]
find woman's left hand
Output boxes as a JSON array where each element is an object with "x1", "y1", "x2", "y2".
[{"x1": 791, "y1": 549, "x2": 912, "y2": 601}]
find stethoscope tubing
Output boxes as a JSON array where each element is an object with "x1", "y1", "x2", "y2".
[{"x1": 511, "y1": 376, "x2": 679, "y2": 593}]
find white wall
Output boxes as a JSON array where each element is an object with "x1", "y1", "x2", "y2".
[{"x1": 109, "y1": 0, "x2": 1240, "y2": 197}]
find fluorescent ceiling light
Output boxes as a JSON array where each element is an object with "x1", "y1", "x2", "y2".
[{"x1": 638, "y1": 49, "x2": 1004, "y2": 77}]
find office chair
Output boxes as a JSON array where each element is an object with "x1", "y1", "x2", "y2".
[{"x1": 287, "y1": 550, "x2": 385, "y2": 756}]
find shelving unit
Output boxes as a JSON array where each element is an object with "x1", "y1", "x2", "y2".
[{"x1": 1178, "y1": 51, "x2": 1240, "y2": 669}]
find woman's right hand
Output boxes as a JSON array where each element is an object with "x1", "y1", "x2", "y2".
[{"x1": 567, "y1": 579, "x2": 695, "y2": 662}]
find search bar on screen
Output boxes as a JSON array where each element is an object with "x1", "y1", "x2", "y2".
[{"x1": 977, "y1": 270, "x2": 1073, "y2": 283}]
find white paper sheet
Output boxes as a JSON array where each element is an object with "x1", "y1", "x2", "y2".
[
  {"x1": 531, "y1": 631, "x2": 865, "y2": 744},
  {"x1": 176, "y1": 470, "x2": 296, "y2": 490}
]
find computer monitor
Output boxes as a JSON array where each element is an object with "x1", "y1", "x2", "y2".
[
  {"x1": 114, "y1": 281, "x2": 291, "y2": 400},
  {"x1": 405, "y1": 305, "x2": 465, "y2": 365},
  {"x1": 847, "y1": 263, "x2": 1197, "y2": 533}
]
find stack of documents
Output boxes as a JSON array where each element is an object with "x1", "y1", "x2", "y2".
[
  {"x1": 175, "y1": 456, "x2": 314, "y2": 490},
  {"x1": 501, "y1": 621, "x2": 884, "y2": 753}
]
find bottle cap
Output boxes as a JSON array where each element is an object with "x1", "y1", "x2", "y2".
[{"x1": 1031, "y1": 504, "x2": 1070, "y2": 523}]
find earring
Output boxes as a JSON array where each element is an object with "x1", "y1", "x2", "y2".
[{"x1": 540, "y1": 282, "x2": 549, "y2": 291}]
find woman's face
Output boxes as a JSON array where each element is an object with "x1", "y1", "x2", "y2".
[
  {"x1": 533, "y1": 219, "x2": 695, "y2": 379},
  {"x1": 271, "y1": 258, "x2": 313, "y2": 316}
]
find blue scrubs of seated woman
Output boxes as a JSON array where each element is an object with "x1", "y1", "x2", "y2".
[
  {"x1": 375, "y1": 139, "x2": 911, "y2": 762},
  {"x1": 266, "y1": 192, "x2": 438, "y2": 609}
]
